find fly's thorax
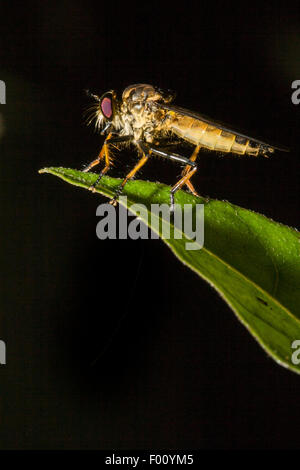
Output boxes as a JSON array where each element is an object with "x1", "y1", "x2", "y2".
[
  {"x1": 118, "y1": 100, "x2": 158, "y2": 143},
  {"x1": 122, "y1": 84, "x2": 163, "y2": 103},
  {"x1": 118, "y1": 84, "x2": 172, "y2": 143}
]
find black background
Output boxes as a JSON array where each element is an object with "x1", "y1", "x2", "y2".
[{"x1": 0, "y1": 0, "x2": 300, "y2": 450}]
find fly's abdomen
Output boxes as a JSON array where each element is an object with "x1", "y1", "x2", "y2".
[{"x1": 170, "y1": 115, "x2": 270, "y2": 156}]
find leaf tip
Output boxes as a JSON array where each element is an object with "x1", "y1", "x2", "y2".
[{"x1": 38, "y1": 168, "x2": 49, "y2": 174}]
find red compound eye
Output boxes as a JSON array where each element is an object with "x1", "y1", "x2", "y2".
[{"x1": 101, "y1": 97, "x2": 112, "y2": 118}]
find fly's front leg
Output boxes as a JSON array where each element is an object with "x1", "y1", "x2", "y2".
[
  {"x1": 109, "y1": 141, "x2": 151, "y2": 206},
  {"x1": 84, "y1": 134, "x2": 132, "y2": 192},
  {"x1": 89, "y1": 149, "x2": 111, "y2": 192},
  {"x1": 83, "y1": 133, "x2": 113, "y2": 175}
]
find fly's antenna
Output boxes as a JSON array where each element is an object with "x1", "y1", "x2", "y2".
[{"x1": 85, "y1": 89, "x2": 101, "y2": 102}]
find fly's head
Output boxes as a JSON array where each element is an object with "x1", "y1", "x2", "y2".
[
  {"x1": 84, "y1": 84, "x2": 176, "y2": 141},
  {"x1": 84, "y1": 89, "x2": 120, "y2": 135}
]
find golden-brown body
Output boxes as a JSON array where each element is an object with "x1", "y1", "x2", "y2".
[
  {"x1": 168, "y1": 113, "x2": 261, "y2": 156},
  {"x1": 84, "y1": 83, "x2": 287, "y2": 208}
]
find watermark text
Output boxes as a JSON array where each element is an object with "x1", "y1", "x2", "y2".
[
  {"x1": 0, "y1": 340, "x2": 6, "y2": 364},
  {"x1": 96, "y1": 197, "x2": 204, "y2": 250},
  {"x1": 291, "y1": 80, "x2": 300, "y2": 105},
  {"x1": 0, "y1": 80, "x2": 6, "y2": 104},
  {"x1": 291, "y1": 340, "x2": 300, "y2": 365}
]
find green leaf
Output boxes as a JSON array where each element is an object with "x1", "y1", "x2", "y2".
[{"x1": 39, "y1": 167, "x2": 300, "y2": 374}]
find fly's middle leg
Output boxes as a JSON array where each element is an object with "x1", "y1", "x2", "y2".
[{"x1": 109, "y1": 142, "x2": 151, "y2": 206}]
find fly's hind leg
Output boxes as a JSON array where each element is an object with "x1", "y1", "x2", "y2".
[
  {"x1": 146, "y1": 146, "x2": 200, "y2": 210},
  {"x1": 170, "y1": 166, "x2": 198, "y2": 212},
  {"x1": 181, "y1": 145, "x2": 201, "y2": 176},
  {"x1": 182, "y1": 145, "x2": 201, "y2": 198},
  {"x1": 185, "y1": 180, "x2": 201, "y2": 198}
]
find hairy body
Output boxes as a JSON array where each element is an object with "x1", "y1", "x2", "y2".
[{"x1": 84, "y1": 83, "x2": 287, "y2": 208}]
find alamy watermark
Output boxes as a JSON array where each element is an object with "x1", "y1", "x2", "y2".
[
  {"x1": 0, "y1": 340, "x2": 6, "y2": 365},
  {"x1": 291, "y1": 340, "x2": 300, "y2": 365},
  {"x1": 291, "y1": 80, "x2": 300, "y2": 105},
  {"x1": 0, "y1": 80, "x2": 6, "y2": 104},
  {"x1": 95, "y1": 196, "x2": 204, "y2": 250}
]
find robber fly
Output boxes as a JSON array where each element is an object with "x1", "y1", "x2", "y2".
[{"x1": 84, "y1": 83, "x2": 288, "y2": 210}]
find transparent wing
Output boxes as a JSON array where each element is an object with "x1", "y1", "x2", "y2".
[{"x1": 157, "y1": 102, "x2": 289, "y2": 152}]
